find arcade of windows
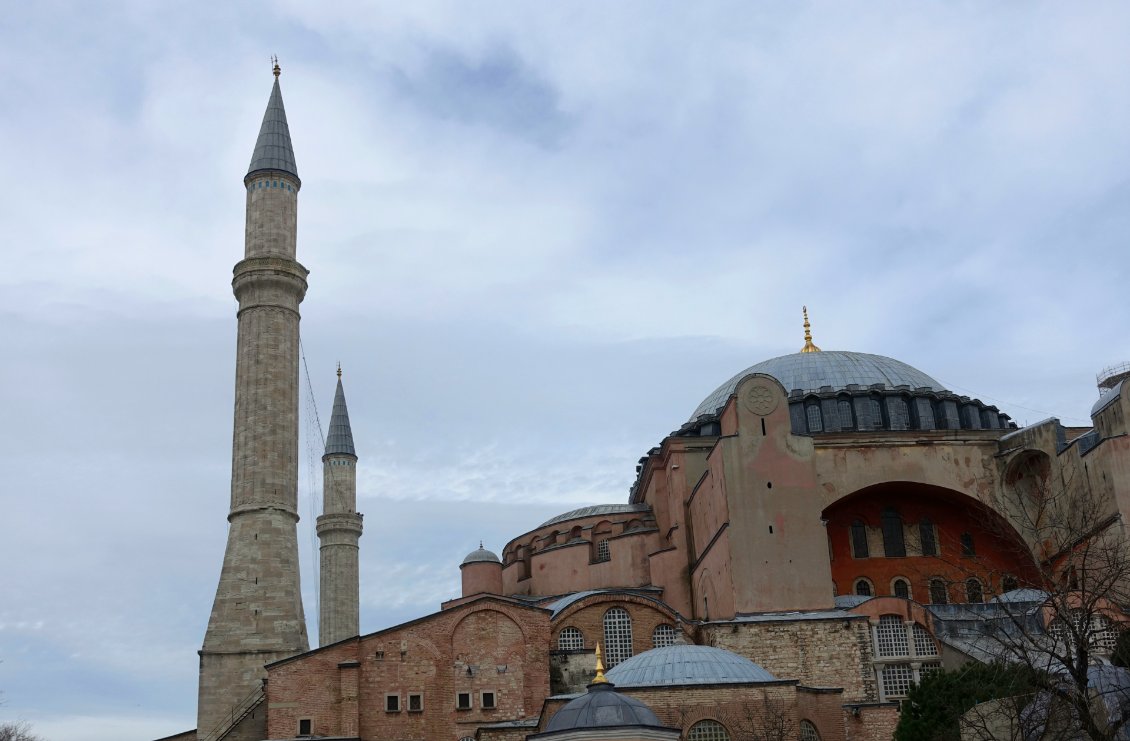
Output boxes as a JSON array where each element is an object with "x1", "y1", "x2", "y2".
[
  {"x1": 559, "y1": 613, "x2": 680, "y2": 663},
  {"x1": 850, "y1": 510, "x2": 974, "y2": 561},
  {"x1": 873, "y1": 615, "x2": 940, "y2": 700},
  {"x1": 853, "y1": 575, "x2": 993, "y2": 605}
]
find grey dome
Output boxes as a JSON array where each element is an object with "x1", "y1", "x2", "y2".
[
  {"x1": 691, "y1": 350, "x2": 946, "y2": 420},
  {"x1": 462, "y1": 546, "x2": 500, "y2": 566},
  {"x1": 540, "y1": 504, "x2": 650, "y2": 528},
  {"x1": 605, "y1": 645, "x2": 777, "y2": 687},
  {"x1": 545, "y1": 683, "x2": 662, "y2": 731}
]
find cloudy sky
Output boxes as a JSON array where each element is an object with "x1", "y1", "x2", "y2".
[{"x1": 2, "y1": 1, "x2": 1129, "y2": 738}]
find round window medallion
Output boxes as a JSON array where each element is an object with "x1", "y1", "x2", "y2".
[{"x1": 743, "y1": 382, "x2": 778, "y2": 416}]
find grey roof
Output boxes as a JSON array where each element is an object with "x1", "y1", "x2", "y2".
[
  {"x1": 462, "y1": 546, "x2": 501, "y2": 565},
  {"x1": 690, "y1": 350, "x2": 946, "y2": 420},
  {"x1": 991, "y1": 588, "x2": 1049, "y2": 604},
  {"x1": 1093, "y1": 379, "x2": 1124, "y2": 416},
  {"x1": 539, "y1": 503, "x2": 651, "y2": 528},
  {"x1": 543, "y1": 588, "x2": 664, "y2": 619},
  {"x1": 604, "y1": 645, "x2": 777, "y2": 687},
  {"x1": 325, "y1": 379, "x2": 356, "y2": 456},
  {"x1": 834, "y1": 595, "x2": 873, "y2": 609},
  {"x1": 544, "y1": 683, "x2": 663, "y2": 731},
  {"x1": 247, "y1": 77, "x2": 298, "y2": 180}
]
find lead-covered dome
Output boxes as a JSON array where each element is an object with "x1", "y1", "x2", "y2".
[
  {"x1": 461, "y1": 546, "x2": 500, "y2": 566},
  {"x1": 605, "y1": 645, "x2": 777, "y2": 687},
  {"x1": 545, "y1": 683, "x2": 663, "y2": 731},
  {"x1": 691, "y1": 350, "x2": 946, "y2": 421}
]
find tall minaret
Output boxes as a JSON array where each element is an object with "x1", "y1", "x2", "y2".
[
  {"x1": 198, "y1": 61, "x2": 310, "y2": 738},
  {"x1": 317, "y1": 366, "x2": 363, "y2": 646}
]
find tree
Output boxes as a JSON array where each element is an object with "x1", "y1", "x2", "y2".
[
  {"x1": 895, "y1": 661, "x2": 1043, "y2": 741},
  {"x1": 0, "y1": 722, "x2": 42, "y2": 741}
]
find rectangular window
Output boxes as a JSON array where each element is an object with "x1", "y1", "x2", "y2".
[
  {"x1": 385, "y1": 694, "x2": 400, "y2": 712},
  {"x1": 456, "y1": 692, "x2": 472, "y2": 710},
  {"x1": 408, "y1": 693, "x2": 423, "y2": 712},
  {"x1": 481, "y1": 690, "x2": 496, "y2": 709},
  {"x1": 298, "y1": 719, "x2": 311, "y2": 736}
]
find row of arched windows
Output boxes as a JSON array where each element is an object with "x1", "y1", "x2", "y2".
[
  {"x1": 682, "y1": 718, "x2": 821, "y2": 741},
  {"x1": 556, "y1": 612, "x2": 680, "y2": 662},
  {"x1": 853, "y1": 574, "x2": 1017, "y2": 603},
  {"x1": 850, "y1": 510, "x2": 975, "y2": 560}
]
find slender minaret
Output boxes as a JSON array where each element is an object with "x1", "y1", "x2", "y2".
[
  {"x1": 317, "y1": 366, "x2": 363, "y2": 646},
  {"x1": 198, "y1": 61, "x2": 309, "y2": 738}
]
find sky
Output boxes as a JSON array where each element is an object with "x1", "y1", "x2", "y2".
[{"x1": 2, "y1": 1, "x2": 1129, "y2": 739}]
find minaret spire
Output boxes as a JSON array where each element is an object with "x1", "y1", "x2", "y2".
[
  {"x1": 318, "y1": 368, "x2": 363, "y2": 646},
  {"x1": 198, "y1": 69, "x2": 310, "y2": 739}
]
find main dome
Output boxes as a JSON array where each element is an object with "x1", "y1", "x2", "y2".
[{"x1": 690, "y1": 350, "x2": 946, "y2": 421}]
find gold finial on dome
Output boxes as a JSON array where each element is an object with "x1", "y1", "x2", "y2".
[
  {"x1": 801, "y1": 306, "x2": 821, "y2": 353},
  {"x1": 591, "y1": 643, "x2": 609, "y2": 684},
  {"x1": 272, "y1": 55, "x2": 281, "y2": 78}
]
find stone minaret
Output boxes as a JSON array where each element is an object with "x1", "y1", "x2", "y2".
[
  {"x1": 317, "y1": 368, "x2": 363, "y2": 646},
  {"x1": 198, "y1": 63, "x2": 309, "y2": 739}
]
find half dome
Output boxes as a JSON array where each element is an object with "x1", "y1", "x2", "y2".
[
  {"x1": 691, "y1": 350, "x2": 946, "y2": 421},
  {"x1": 604, "y1": 645, "x2": 777, "y2": 687}
]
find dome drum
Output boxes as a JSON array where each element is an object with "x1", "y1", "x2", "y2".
[{"x1": 781, "y1": 387, "x2": 1014, "y2": 436}]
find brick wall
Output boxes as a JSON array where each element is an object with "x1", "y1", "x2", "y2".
[{"x1": 550, "y1": 594, "x2": 689, "y2": 672}]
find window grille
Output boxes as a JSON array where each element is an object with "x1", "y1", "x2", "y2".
[
  {"x1": 1093, "y1": 615, "x2": 1120, "y2": 652},
  {"x1": 558, "y1": 627, "x2": 584, "y2": 650},
  {"x1": 912, "y1": 623, "x2": 938, "y2": 656},
  {"x1": 850, "y1": 520, "x2": 869, "y2": 558},
  {"x1": 880, "y1": 663, "x2": 914, "y2": 698},
  {"x1": 881, "y1": 508, "x2": 906, "y2": 557},
  {"x1": 595, "y1": 539, "x2": 610, "y2": 562},
  {"x1": 653, "y1": 624, "x2": 677, "y2": 648},
  {"x1": 919, "y1": 519, "x2": 937, "y2": 556},
  {"x1": 799, "y1": 720, "x2": 821, "y2": 741},
  {"x1": 687, "y1": 719, "x2": 731, "y2": 741},
  {"x1": 1051, "y1": 610, "x2": 1121, "y2": 654},
  {"x1": 603, "y1": 608, "x2": 633, "y2": 667},
  {"x1": 893, "y1": 579, "x2": 910, "y2": 599},
  {"x1": 876, "y1": 615, "x2": 909, "y2": 657},
  {"x1": 854, "y1": 579, "x2": 872, "y2": 597},
  {"x1": 929, "y1": 579, "x2": 948, "y2": 605},
  {"x1": 838, "y1": 399, "x2": 854, "y2": 429},
  {"x1": 920, "y1": 661, "x2": 942, "y2": 678},
  {"x1": 806, "y1": 404, "x2": 823, "y2": 432},
  {"x1": 966, "y1": 578, "x2": 984, "y2": 603}
]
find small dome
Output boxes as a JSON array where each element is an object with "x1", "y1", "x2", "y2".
[
  {"x1": 461, "y1": 546, "x2": 500, "y2": 566},
  {"x1": 605, "y1": 645, "x2": 777, "y2": 687},
  {"x1": 545, "y1": 683, "x2": 663, "y2": 732},
  {"x1": 691, "y1": 350, "x2": 946, "y2": 420}
]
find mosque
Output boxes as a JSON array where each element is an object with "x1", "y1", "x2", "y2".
[{"x1": 163, "y1": 69, "x2": 1130, "y2": 741}]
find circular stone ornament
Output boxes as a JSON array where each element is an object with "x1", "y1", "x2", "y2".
[{"x1": 743, "y1": 381, "x2": 778, "y2": 416}]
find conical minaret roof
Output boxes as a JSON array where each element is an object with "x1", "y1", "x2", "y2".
[
  {"x1": 247, "y1": 66, "x2": 299, "y2": 182},
  {"x1": 325, "y1": 371, "x2": 356, "y2": 457}
]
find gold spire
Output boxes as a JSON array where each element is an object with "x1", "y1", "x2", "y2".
[
  {"x1": 272, "y1": 55, "x2": 281, "y2": 79},
  {"x1": 801, "y1": 305, "x2": 821, "y2": 353},
  {"x1": 336, "y1": 361, "x2": 342, "y2": 379},
  {"x1": 591, "y1": 643, "x2": 609, "y2": 684}
]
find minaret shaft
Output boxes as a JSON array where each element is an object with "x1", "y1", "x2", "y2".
[
  {"x1": 317, "y1": 377, "x2": 362, "y2": 646},
  {"x1": 198, "y1": 73, "x2": 309, "y2": 739}
]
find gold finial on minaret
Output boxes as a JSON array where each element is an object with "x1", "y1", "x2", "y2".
[
  {"x1": 272, "y1": 55, "x2": 281, "y2": 78},
  {"x1": 801, "y1": 305, "x2": 821, "y2": 353},
  {"x1": 591, "y1": 643, "x2": 609, "y2": 684},
  {"x1": 336, "y1": 361, "x2": 342, "y2": 379}
]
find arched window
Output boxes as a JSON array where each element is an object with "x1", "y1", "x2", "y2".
[
  {"x1": 838, "y1": 399, "x2": 854, "y2": 429},
  {"x1": 595, "y1": 539, "x2": 610, "y2": 562},
  {"x1": 912, "y1": 623, "x2": 939, "y2": 656},
  {"x1": 892, "y1": 578, "x2": 910, "y2": 599},
  {"x1": 961, "y1": 532, "x2": 975, "y2": 556},
  {"x1": 602, "y1": 608, "x2": 633, "y2": 667},
  {"x1": 965, "y1": 578, "x2": 984, "y2": 603},
  {"x1": 557, "y1": 627, "x2": 584, "y2": 651},
  {"x1": 882, "y1": 508, "x2": 906, "y2": 557},
  {"x1": 929, "y1": 579, "x2": 949, "y2": 605},
  {"x1": 652, "y1": 624, "x2": 677, "y2": 648},
  {"x1": 806, "y1": 404, "x2": 823, "y2": 432},
  {"x1": 919, "y1": 518, "x2": 937, "y2": 556},
  {"x1": 687, "y1": 719, "x2": 731, "y2": 741},
  {"x1": 876, "y1": 615, "x2": 910, "y2": 657},
  {"x1": 850, "y1": 520, "x2": 869, "y2": 558},
  {"x1": 799, "y1": 720, "x2": 821, "y2": 741},
  {"x1": 854, "y1": 578, "x2": 873, "y2": 597},
  {"x1": 1002, "y1": 575, "x2": 1019, "y2": 593}
]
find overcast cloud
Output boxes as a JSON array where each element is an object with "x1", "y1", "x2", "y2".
[{"x1": 2, "y1": 2, "x2": 1129, "y2": 739}]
